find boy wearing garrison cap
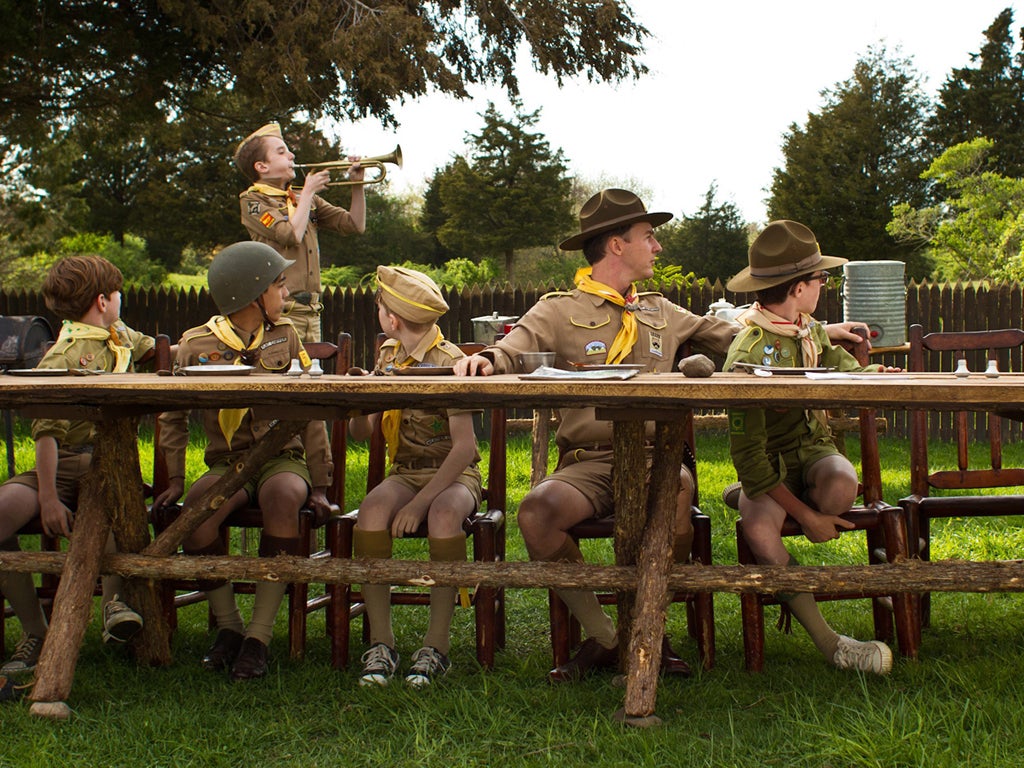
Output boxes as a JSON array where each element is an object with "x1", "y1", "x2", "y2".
[
  {"x1": 152, "y1": 241, "x2": 334, "y2": 681},
  {"x1": 723, "y1": 220, "x2": 898, "y2": 675},
  {"x1": 349, "y1": 266, "x2": 482, "y2": 688},
  {"x1": 235, "y1": 122, "x2": 366, "y2": 342}
]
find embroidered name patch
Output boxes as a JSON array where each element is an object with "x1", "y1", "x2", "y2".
[{"x1": 584, "y1": 340, "x2": 607, "y2": 357}]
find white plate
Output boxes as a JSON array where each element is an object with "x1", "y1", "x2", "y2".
[
  {"x1": 4, "y1": 368, "x2": 72, "y2": 376},
  {"x1": 733, "y1": 362, "x2": 835, "y2": 375},
  {"x1": 178, "y1": 365, "x2": 255, "y2": 376},
  {"x1": 570, "y1": 363, "x2": 646, "y2": 372}
]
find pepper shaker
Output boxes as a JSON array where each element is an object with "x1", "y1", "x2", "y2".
[
  {"x1": 954, "y1": 358, "x2": 970, "y2": 378},
  {"x1": 985, "y1": 359, "x2": 1000, "y2": 378}
]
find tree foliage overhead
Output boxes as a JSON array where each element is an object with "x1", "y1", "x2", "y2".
[
  {"x1": 428, "y1": 100, "x2": 574, "y2": 282},
  {"x1": 0, "y1": 0, "x2": 650, "y2": 142},
  {"x1": 888, "y1": 137, "x2": 1024, "y2": 282},
  {"x1": 926, "y1": 8, "x2": 1024, "y2": 179},
  {"x1": 767, "y1": 46, "x2": 933, "y2": 277},
  {"x1": 655, "y1": 183, "x2": 748, "y2": 281}
]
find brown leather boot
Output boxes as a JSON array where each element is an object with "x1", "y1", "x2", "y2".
[
  {"x1": 230, "y1": 637, "x2": 269, "y2": 681},
  {"x1": 547, "y1": 638, "x2": 618, "y2": 684},
  {"x1": 201, "y1": 629, "x2": 244, "y2": 672}
]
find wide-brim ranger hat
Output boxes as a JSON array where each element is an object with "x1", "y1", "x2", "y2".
[
  {"x1": 376, "y1": 265, "x2": 449, "y2": 324},
  {"x1": 726, "y1": 220, "x2": 848, "y2": 292},
  {"x1": 559, "y1": 189, "x2": 673, "y2": 251}
]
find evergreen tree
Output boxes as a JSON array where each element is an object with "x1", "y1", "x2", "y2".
[
  {"x1": 926, "y1": 8, "x2": 1024, "y2": 178},
  {"x1": 768, "y1": 46, "x2": 933, "y2": 277},
  {"x1": 656, "y1": 183, "x2": 748, "y2": 281},
  {"x1": 433, "y1": 101, "x2": 574, "y2": 282}
]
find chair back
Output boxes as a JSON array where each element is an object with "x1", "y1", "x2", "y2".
[{"x1": 907, "y1": 324, "x2": 1024, "y2": 498}]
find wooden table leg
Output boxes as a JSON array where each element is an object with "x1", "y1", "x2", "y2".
[{"x1": 613, "y1": 418, "x2": 685, "y2": 727}]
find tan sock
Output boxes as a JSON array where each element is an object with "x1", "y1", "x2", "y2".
[
  {"x1": 244, "y1": 535, "x2": 301, "y2": 645},
  {"x1": 780, "y1": 557, "x2": 840, "y2": 659},
  {"x1": 354, "y1": 528, "x2": 395, "y2": 648},
  {"x1": 0, "y1": 539, "x2": 47, "y2": 638},
  {"x1": 206, "y1": 583, "x2": 244, "y2": 634},
  {"x1": 549, "y1": 536, "x2": 617, "y2": 649},
  {"x1": 423, "y1": 534, "x2": 467, "y2": 654},
  {"x1": 100, "y1": 533, "x2": 123, "y2": 606}
]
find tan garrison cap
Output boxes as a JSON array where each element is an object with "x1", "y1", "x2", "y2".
[
  {"x1": 233, "y1": 122, "x2": 283, "y2": 168},
  {"x1": 376, "y1": 265, "x2": 448, "y2": 324}
]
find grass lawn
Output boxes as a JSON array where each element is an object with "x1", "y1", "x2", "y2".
[{"x1": 2, "y1": 423, "x2": 1024, "y2": 767}]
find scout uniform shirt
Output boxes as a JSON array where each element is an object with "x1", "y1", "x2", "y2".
[
  {"x1": 376, "y1": 332, "x2": 482, "y2": 471},
  {"x1": 482, "y1": 288, "x2": 736, "y2": 453},
  {"x1": 239, "y1": 187, "x2": 359, "y2": 301},
  {"x1": 157, "y1": 319, "x2": 333, "y2": 487},
  {"x1": 31, "y1": 321, "x2": 155, "y2": 449},
  {"x1": 723, "y1": 319, "x2": 883, "y2": 498}
]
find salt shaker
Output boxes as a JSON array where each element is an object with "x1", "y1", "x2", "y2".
[
  {"x1": 954, "y1": 358, "x2": 970, "y2": 378},
  {"x1": 287, "y1": 358, "x2": 304, "y2": 377},
  {"x1": 308, "y1": 359, "x2": 324, "y2": 378},
  {"x1": 985, "y1": 359, "x2": 1000, "y2": 378}
]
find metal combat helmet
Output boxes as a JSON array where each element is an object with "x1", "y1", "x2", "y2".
[{"x1": 208, "y1": 242, "x2": 294, "y2": 315}]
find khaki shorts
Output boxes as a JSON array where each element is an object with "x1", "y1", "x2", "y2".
[
  {"x1": 6, "y1": 449, "x2": 92, "y2": 507},
  {"x1": 281, "y1": 303, "x2": 321, "y2": 343},
  {"x1": 205, "y1": 449, "x2": 311, "y2": 504},
  {"x1": 540, "y1": 448, "x2": 696, "y2": 520},
  {"x1": 385, "y1": 463, "x2": 483, "y2": 509},
  {"x1": 775, "y1": 439, "x2": 843, "y2": 500}
]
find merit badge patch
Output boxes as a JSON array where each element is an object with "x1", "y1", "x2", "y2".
[
  {"x1": 648, "y1": 331, "x2": 663, "y2": 357},
  {"x1": 247, "y1": 202, "x2": 261, "y2": 216},
  {"x1": 259, "y1": 211, "x2": 275, "y2": 228},
  {"x1": 729, "y1": 411, "x2": 746, "y2": 435},
  {"x1": 584, "y1": 340, "x2": 607, "y2": 357}
]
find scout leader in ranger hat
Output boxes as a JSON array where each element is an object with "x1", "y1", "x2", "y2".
[
  {"x1": 559, "y1": 189, "x2": 673, "y2": 251},
  {"x1": 376, "y1": 265, "x2": 449, "y2": 324},
  {"x1": 727, "y1": 220, "x2": 848, "y2": 292}
]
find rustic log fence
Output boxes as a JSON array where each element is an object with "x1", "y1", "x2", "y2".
[{"x1": 2, "y1": 279, "x2": 1023, "y2": 442}]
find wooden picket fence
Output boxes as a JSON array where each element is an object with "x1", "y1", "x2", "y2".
[{"x1": 2, "y1": 279, "x2": 1022, "y2": 441}]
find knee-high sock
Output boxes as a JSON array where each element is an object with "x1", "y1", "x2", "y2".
[
  {"x1": 353, "y1": 528, "x2": 395, "y2": 648},
  {"x1": 100, "y1": 532, "x2": 123, "y2": 605},
  {"x1": 246, "y1": 534, "x2": 301, "y2": 645},
  {"x1": 423, "y1": 534, "x2": 467, "y2": 654},
  {"x1": 549, "y1": 536, "x2": 616, "y2": 649},
  {"x1": 780, "y1": 556, "x2": 840, "y2": 659},
  {"x1": 185, "y1": 539, "x2": 242, "y2": 634},
  {"x1": 0, "y1": 538, "x2": 47, "y2": 637}
]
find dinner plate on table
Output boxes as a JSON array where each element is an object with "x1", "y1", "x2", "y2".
[
  {"x1": 733, "y1": 362, "x2": 835, "y2": 375},
  {"x1": 178, "y1": 365, "x2": 255, "y2": 376},
  {"x1": 393, "y1": 366, "x2": 455, "y2": 376},
  {"x1": 4, "y1": 368, "x2": 73, "y2": 377}
]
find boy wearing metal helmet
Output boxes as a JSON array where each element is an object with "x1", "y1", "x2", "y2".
[
  {"x1": 152, "y1": 241, "x2": 334, "y2": 681},
  {"x1": 348, "y1": 265, "x2": 482, "y2": 688}
]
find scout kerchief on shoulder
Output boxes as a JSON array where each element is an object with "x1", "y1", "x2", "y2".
[
  {"x1": 574, "y1": 266, "x2": 640, "y2": 364},
  {"x1": 376, "y1": 265, "x2": 448, "y2": 324},
  {"x1": 379, "y1": 327, "x2": 446, "y2": 464},
  {"x1": 57, "y1": 320, "x2": 132, "y2": 372}
]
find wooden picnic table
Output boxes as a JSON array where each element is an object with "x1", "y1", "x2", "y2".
[{"x1": 1, "y1": 369, "x2": 1023, "y2": 723}]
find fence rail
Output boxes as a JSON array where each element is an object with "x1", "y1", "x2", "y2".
[{"x1": 3, "y1": 279, "x2": 1022, "y2": 441}]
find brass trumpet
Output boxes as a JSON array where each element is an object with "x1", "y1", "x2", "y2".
[{"x1": 294, "y1": 145, "x2": 402, "y2": 187}]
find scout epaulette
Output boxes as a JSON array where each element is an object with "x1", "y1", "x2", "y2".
[
  {"x1": 539, "y1": 289, "x2": 573, "y2": 301},
  {"x1": 436, "y1": 339, "x2": 462, "y2": 360},
  {"x1": 732, "y1": 325, "x2": 764, "y2": 354}
]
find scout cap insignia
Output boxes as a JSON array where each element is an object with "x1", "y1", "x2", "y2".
[
  {"x1": 726, "y1": 220, "x2": 848, "y2": 292},
  {"x1": 559, "y1": 189, "x2": 672, "y2": 251},
  {"x1": 376, "y1": 265, "x2": 448, "y2": 324}
]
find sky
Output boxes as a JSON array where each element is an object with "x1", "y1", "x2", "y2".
[{"x1": 330, "y1": 0, "x2": 1022, "y2": 225}]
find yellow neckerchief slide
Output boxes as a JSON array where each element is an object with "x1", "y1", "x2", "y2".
[
  {"x1": 206, "y1": 316, "x2": 265, "y2": 449},
  {"x1": 57, "y1": 320, "x2": 132, "y2": 372},
  {"x1": 246, "y1": 183, "x2": 297, "y2": 217},
  {"x1": 574, "y1": 266, "x2": 639, "y2": 364},
  {"x1": 380, "y1": 327, "x2": 444, "y2": 465}
]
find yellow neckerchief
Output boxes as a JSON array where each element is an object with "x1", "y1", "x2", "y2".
[
  {"x1": 381, "y1": 327, "x2": 444, "y2": 464},
  {"x1": 206, "y1": 316, "x2": 265, "y2": 448},
  {"x1": 57, "y1": 320, "x2": 132, "y2": 372},
  {"x1": 246, "y1": 182, "x2": 297, "y2": 217},
  {"x1": 574, "y1": 266, "x2": 639, "y2": 364},
  {"x1": 736, "y1": 302, "x2": 827, "y2": 428}
]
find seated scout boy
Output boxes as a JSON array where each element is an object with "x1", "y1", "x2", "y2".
[
  {"x1": 723, "y1": 219, "x2": 899, "y2": 675},
  {"x1": 349, "y1": 266, "x2": 481, "y2": 687},
  {"x1": 152, "y1": 241, "x2": 333, "y2": 681},
  {"x1": 0, "y1": 255, "x2": 154, "y2": 676}
]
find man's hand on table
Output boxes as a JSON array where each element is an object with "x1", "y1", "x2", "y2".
[{"x1": 454, "y1": 354, "x2": 493, "y2": 376}]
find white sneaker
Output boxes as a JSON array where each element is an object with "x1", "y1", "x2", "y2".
[
  {"x1": 1, "y1": 633, "x2": 45, "y2": 676},
  {"x1": 722, "y1": 482, "x2": 742, "y2": 510},
  {"x1": 102, "y1": 595, "x2": 143, "y2": 644},
  {"x1": 359, "y1": 643, "x2": 399, "y2": 687},
  {"x1": 832, "y1": 635, "x2": 893, "y2": 675},
  {"x1": 405, "y1": 646, "x2": 451, "y2": 688}
]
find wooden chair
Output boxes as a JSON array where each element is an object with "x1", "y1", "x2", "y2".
[
  {"x1": 547, "y1": 408, "x2": 716, "y2": 671},
  {"x1": 326, "y1": 341, "x2": 507, "y2": 670},
  {"x1": 150, "y1": 332, "x2": 352, "y2": 660},
  {"x1": 899, "y1": 323, "x2": 1024, "y2": 627},
  {"x1": 733, "y1": 337, "x2": 919, "y2": 671}
]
